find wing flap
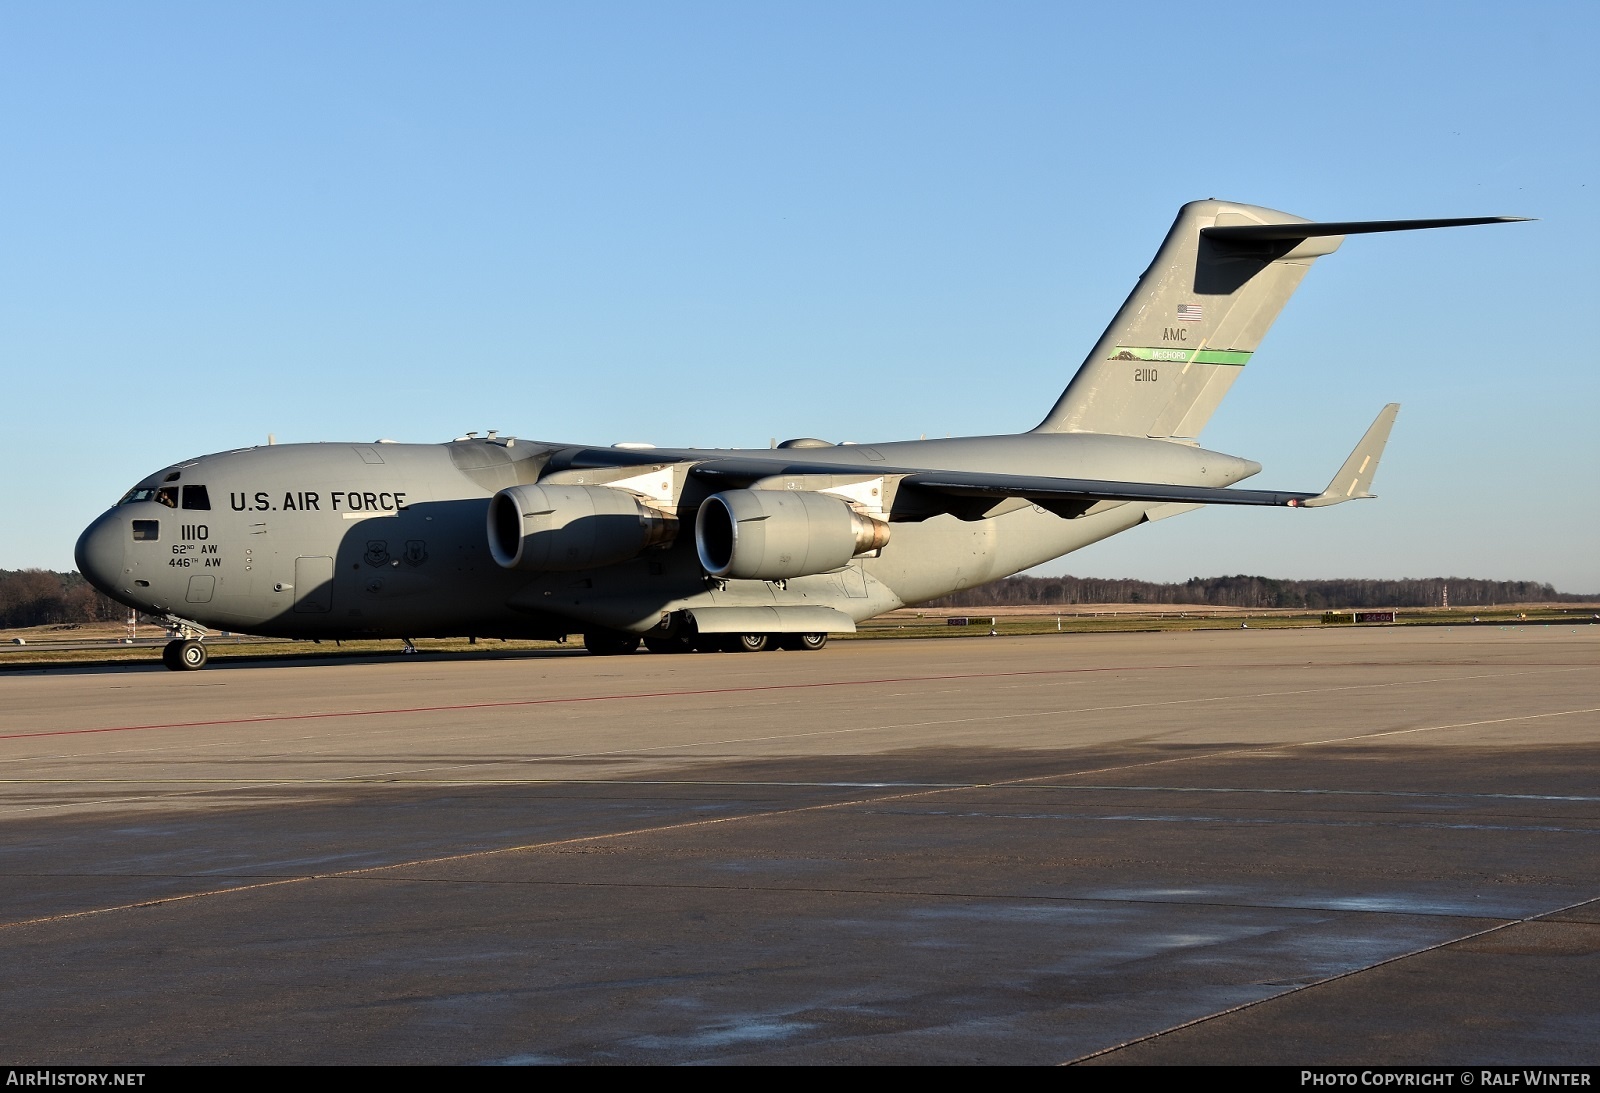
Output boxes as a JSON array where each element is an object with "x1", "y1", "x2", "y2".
[{"x1": 900, "y1": 471, "x2": 1316, "y2": 510}]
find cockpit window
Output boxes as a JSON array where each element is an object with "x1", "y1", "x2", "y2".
[
  {"x1": 119, "y1": 483, "x2": 208, "y2": 508},
  {"x1": 132, "y1": 520, "x2": 159, "y2": 541}
]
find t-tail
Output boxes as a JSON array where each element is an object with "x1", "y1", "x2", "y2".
[{"x1": 1034, "y1": 200, "x2": 1527, "y2": 439}]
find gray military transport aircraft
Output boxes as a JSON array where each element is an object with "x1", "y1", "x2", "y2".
[{"x1": 76, "y1": 200, "x2": 1524, "y2": 669}]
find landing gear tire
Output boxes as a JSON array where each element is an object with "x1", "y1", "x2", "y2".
[
  {"x1": 644, "y1": 634, "x2": 697, "y2": 655},
  {"x1": 583, "y1": 631, "x2": 641, "y2": 656},
  {"x1": 165, "y1": 639, "x2": 209, "y2": 671},
  {"x1": 780, "y1": 633, "x2": 828, "y2": 651},
  {"x1": 731, "y1": 633, "x2": 770, "y2": 653}
]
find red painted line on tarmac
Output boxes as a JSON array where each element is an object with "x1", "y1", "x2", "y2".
[{"x1": 0, "y1": 663, "x2": 1199, "y2": 741}]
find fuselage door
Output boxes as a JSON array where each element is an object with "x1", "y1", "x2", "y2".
[{"x1": 293, "y1": 556, "x2": 334, "y2": 613}]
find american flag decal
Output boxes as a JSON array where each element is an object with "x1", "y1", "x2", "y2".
[{"x1": 1177, "y1": 303, "x2": 1203, "y2": 322}]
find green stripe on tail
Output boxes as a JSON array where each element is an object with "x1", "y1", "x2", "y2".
[{"x1": 1110, "y1": 346, "x2": 1253, "y2": 366}]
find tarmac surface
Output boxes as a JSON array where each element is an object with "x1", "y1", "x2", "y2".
[{"x1": 0, "y1": 625, "x2": 1596, "y2": 1065}]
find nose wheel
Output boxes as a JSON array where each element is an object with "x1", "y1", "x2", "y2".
[{"x1": 162, "y1": 639, "x2": 210, "y2": 671}]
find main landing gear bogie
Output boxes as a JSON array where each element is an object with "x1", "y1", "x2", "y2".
[
  {"x1": 162, "y1": 639, "x2": 209, "y2": 671},
  {"x1": 587, "y1": 630, "x2": 830, "y2": 656},
  {"x1": 582, "y1": 631, "x2": 643, "y2": 656},
  {"x1": 692, "y1": 631, "x2": 826, "y2": 654},
  {"x1": 643, "y1": 633, "x2": 697, "y2": 655}
]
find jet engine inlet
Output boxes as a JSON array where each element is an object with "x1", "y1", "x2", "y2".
[
  {"x1": 695, "y1": 489, "x2": 890, "y2": 580},
  {"x1": 488, "y1": 484, "x2": 678, "y2": 572}
]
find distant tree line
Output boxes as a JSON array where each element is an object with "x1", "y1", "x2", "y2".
[
  {"x1": 924, "y1": 575, "x2": 1594, "y2": 610},
  {"x1": 0, "y1": 570, "x2": 129, "y2": 629},
  {"x1": 1, "y1": 568, "x2": 1592, "y2": 630}
]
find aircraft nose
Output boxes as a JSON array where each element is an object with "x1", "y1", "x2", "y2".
[{"x1": 75, "y1": 511, "x2": 127, "y2": 597}]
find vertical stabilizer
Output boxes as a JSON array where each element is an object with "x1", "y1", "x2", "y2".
[
  {"x1": 1034, "y1": 203, "x2": 1525, "y2": 439},
  {"x1": 1035, "y1": 200, "x2": 1336, "y2": 438}
]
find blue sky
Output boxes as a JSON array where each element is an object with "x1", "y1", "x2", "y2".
[{"x1": 3, "y1": 1, "x2": 1596, "y2": 591}]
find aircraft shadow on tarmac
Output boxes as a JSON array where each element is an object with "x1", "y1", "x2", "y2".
[{"x1": 1, "y1": 741, "x2": 1597, "y2": 1064}]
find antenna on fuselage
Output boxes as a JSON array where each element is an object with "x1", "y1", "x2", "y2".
[{"x1": 267, "y1": 433, "x2": 276, "y2": 446}]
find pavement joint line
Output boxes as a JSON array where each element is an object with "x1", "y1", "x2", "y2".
[
  {"x1": 1056, "y1": 784, "x2": 1600, "y2": 802},
  {"x1": 1023, "y1": 705, "x2": 1600, "y2": 786},
  {"x1": 0, "y1": 872, "x2": 1531, "y2": 922},
  {"x1": 3, "y1": 777, "x2": 1600, "y2": 812},
  {"x1": 0, "y1": 778, "x2": 962, "y2": 787},
  {"x1": 854, "y1": 808, "x2": 1600, "y2": 835},
  {"x1": 2, "y1": 662, "x2": 1590, "y2": 745},
  {"x1": 1058, "y1": 890, "x2": 1600, "y2": 1066},
  {"x1": 3, "y1": 702, "x2": 1598, "y2": 930},
  {"x1": 0, "y1": 794, "x2": 953, "y2": 932},
  {"x1": 2, "y1": 779, "x2": 1597, "y2": 805}
]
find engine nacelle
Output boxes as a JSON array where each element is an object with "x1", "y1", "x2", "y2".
[
  {"x1": 695, "y1": 489, "x2": 890, "y2": 581},
  {"x1": 488, "y1": 484, "x2": 678, "y2": 572}
]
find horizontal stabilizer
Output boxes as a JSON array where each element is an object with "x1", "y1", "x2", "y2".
[
  {"x1": 1203, "y1": 217, "x2": 1530, "y2": 243},
  {"x1": 1301, "y1": 403, "x2": 1400, "y2": 507}
]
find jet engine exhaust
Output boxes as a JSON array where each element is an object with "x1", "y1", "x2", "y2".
[
  {"x1": 695, "y1": 489, "x2": 890, "y2": 581},
  {"x1": 488, "y1": 483, "x2": 678, "y2": 572}
]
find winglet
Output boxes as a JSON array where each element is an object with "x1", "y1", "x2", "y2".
[{"x1": 1299, "y1": 404, "x2": 1400, "y2": 508}]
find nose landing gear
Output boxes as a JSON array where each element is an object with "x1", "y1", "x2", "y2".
[
  {"x1": 159, "y1": 615, "x2": 211, "y2": 671},
  {"x1": 162, "y1": 638, "x2": 209, "y2": 671}
]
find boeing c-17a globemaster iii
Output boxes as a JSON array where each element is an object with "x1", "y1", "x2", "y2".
[{"x1": 75, "y1": 200, "x2": 1525, "y2": 670}]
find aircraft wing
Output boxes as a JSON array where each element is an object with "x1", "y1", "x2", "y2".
[
  {"x1": 678, "y1": 458, "x2": 1317, "y2": 520},
  {"x1": 897, "y1": 472, "x2": 1315, "y2": 509},
  {"x1": 675, "y1": 458, "x2": 1310, "y2": 507},
  {"x1": 905, "y1": 404, "x2": 1400, "y2": 514},
  {"x1": 905, "y1": 404, "x2": 1399, "y2": 510},
  {"x1": 554, "y1": 404, "x2": 1400, "y2": 517}
]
